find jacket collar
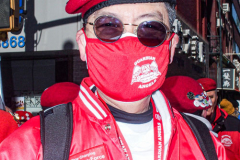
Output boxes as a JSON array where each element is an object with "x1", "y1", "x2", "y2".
[
  {"x1": 212, "y1": 106, "x2": 227, "y2": 124},
  {"x1": 78, "y1": 77, "x2": 175, "y2": 122}
]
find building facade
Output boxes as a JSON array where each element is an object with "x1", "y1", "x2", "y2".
[{"x1": 172, "y1": 0, "x2": 240, "y2": 101}]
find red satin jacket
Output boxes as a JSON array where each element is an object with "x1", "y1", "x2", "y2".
[
  {"x1": 212, "y1": 107, "x2": 240, "y2": 160},
  {"x1": 0, "y1": 78, "x2": 226, "y2": 160}
]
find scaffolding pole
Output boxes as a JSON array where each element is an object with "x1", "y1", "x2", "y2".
[{"x1": 218, "y1": 0, "x2": 223, "y2": 101}]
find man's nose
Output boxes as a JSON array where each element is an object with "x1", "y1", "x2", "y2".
[{"x1": 123, "y1": 24, "x2": 137, "y2": 34}]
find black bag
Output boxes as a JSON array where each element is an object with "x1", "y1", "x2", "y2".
[
  {"x1": 39, "y1": 103, "x2": 73, "y2": 160},
  {"x1": 180, "y1": 113, "x2": 218, "y2": 160}
]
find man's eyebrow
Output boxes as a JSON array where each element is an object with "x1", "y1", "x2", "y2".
[
  {"x1": 93, "y1": 11, "x2": 119, "y2": 19},
  {"x1": 134, "y1": 12, "x2": 163, "y2": 21},
  {"x1": 93, "y1": 11, "x2": 163, "y2": 22}
]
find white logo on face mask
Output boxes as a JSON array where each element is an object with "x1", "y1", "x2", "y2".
[{"x1": 131, "y1": 56, "x2": 161, "y2": 88}]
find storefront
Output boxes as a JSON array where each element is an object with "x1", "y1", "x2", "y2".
[{"x1": 0, "y1": 0, "x2": 87, "y2": 115}]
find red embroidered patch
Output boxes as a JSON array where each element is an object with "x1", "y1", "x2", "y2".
[{"x1": 70, "y1": 144, "x2": 109, "y2": 160}]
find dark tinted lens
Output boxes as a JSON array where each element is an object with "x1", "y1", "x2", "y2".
[
  {"x1": 94, "y1": 16, "x2": 123, "y2": 42},
  {"x1": 137, "y1": 21, "x2": 167, "y2": 47}
]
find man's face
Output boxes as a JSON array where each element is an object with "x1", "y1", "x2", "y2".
[
  {"x1": 205, "y1": 90, "x2": 218, "y2": 117},
  {"x1": 76, "y1": 3, "x2": 179, "y2": 103},
  {"x1": 77, "y1": 3, "x2": 179, "y2": 62},
  {"x1": 85, "y1": 3, "x2": 170, "y2": 39}
]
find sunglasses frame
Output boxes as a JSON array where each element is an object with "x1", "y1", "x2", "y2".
[{"x1": 85, "y1": 15, "x2": 172, "y2": 47}]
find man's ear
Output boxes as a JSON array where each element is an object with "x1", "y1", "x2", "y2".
[
  {"x1": 76, "y1": 29, "x2": 87, "y2": 61},
  {"x1": 169, "y1": 34, "x2": 179, "y2": 64}
]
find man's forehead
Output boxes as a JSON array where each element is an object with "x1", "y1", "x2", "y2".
[
  {"x1": 207, "y1": 90, "x2": 217, "y2": 96},
  {"x1": 90, "y1": 3, "x2": 167, "y2": 21}
]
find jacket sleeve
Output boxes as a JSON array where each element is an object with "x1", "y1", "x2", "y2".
[
  {"x1": 238, "y1": 118, "x2": 240, "y2": 159},
  {"x1": 0, "y1": 116, "x2": 43, "y2": 160},
  {"x1": 233, "y1": 120, "x2": 240, "y2": 160},
  {"x1": 210, "y1": 132, "x2": 228, "y2": 160}
]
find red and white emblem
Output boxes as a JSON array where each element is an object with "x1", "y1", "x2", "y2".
[
  {"x1": 221, "y1": 135, "x2": 233, "y2": 147},
  {"x1": 131, "y1": 56, "x2": 161, "y2": 88}
]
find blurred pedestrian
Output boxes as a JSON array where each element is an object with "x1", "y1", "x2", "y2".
[
  {"x1": 161, "y1": 76, "x2": 218, "y2": 137},
  {"x1": 220, "y1": 99, "x2": 236, "y2": 117},
  {"x1": 0, "y1": 110, "x2": 18, "y2": 143},
  {"x1": 14, "y1": 111, "x2": 33, "y2": 126},
  {"x1": 40, "y1": 82, "x2": 80, "y2": 111},
  {"x1": 229, "y1": 99, "x2": 240, "y2": 119},
  {"x1": 198, "y1": 78, "x2": 240, "y2": 160},
  {"x1": 5, "y1": 106, "x2": 13, "y2": 114}
]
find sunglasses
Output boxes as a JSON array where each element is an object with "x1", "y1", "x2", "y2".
[{"x1": 85, "y1": 15, "x2": 172, "y2": 47}]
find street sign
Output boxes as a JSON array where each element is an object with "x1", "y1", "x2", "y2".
[{"x1": 217, "y1": 68, "x2": 236, "y2": 90}]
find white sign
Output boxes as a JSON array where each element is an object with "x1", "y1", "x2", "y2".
[
  {"x1": 0, "y1": 0, "x2": 82, "y2": 53},
  {"x1": 12, "y1": 97, "x2": 25, "y2": 111}
]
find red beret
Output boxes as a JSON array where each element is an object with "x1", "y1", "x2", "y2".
[
  {"x1": 65, "y1": 0, "x2": 176, "y2": 20},
  {"x1": 161, "y1": 76, "x2": 212, "y2": 113},
  {"x1": 41, "y1": 82, "x2": 80, "y2": 107},
  {"x1": 14, "y1": 111, "x2": 33, "y2": 121},
  {"x1": 0, "y1": 110, "x2": 18, "y2": 143},
  {"x1": 66, "y1": 0, "x2": 106, "y2": 15},
  {"x1": 197, "y1": 78, "x2": 216, "y2": 92}
]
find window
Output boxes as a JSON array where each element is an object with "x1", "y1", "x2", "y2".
[
  {"x1": 233, "y1": 40, "x2": 240, "y2": 53},
  {"x1": 232, "y1": 4, "x2": 240, "y2": 33}
]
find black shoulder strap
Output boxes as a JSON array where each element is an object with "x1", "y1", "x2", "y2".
[
  {"x1": 39, "y1": 103, "x2": 73, "y2": 160},
  {"x1": 181, "y1": 113, "x2": 218, "y2": 160}
]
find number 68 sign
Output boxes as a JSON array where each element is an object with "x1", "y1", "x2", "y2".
[{"x1": 0, "y1": 36, "x2": 25, "y2": 48}]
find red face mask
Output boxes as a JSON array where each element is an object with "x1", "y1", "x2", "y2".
[{"x1": 84, "y1": 31, "x2": 174, "y2": 102}]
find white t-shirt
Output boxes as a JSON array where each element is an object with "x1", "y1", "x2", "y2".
[
  {"x1": 117, "y1": 120, "x2": 154, "y2": 160},
  {"x1": 111, "y1": 91, "x2": 172, "y2": 160}
]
